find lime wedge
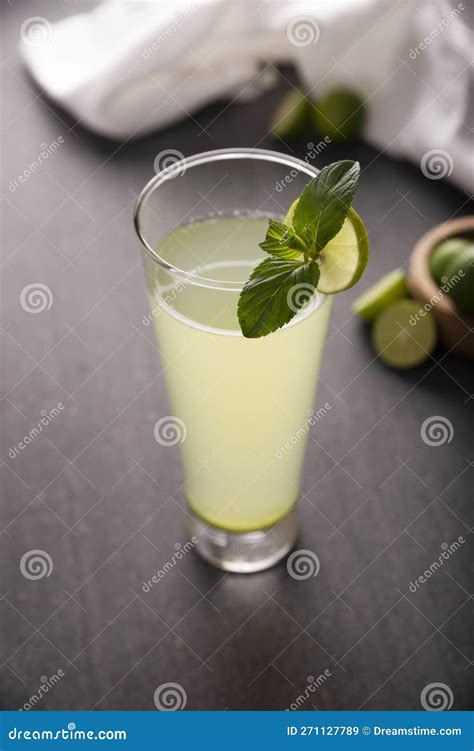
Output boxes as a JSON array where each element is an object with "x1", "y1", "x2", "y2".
[
  {"x1": 429, "y1": 237, "x2": 471, "y2": 285},
  {"x1": 284, "y1": 200, "x2": 369, "y2": 294},
  {"x1": 352, "y1": 268, "x2": 408, "y2": 322},
  {"x1": 311, "y1": 90, "x2": 365, "y2": 143},
  {"x1": 372, "y1": 300, "x2": 437, "y2": 368},
  {"x1": 270, "y1": 91, "x2": 309, "y2": 139}
]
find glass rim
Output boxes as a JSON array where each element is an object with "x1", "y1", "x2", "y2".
[{"x1": 133, "y1": 147, "x2": 323, "y2": 292}]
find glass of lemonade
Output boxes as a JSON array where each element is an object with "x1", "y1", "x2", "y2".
[{"x1": 134, "y1": 149, "x2": 332, "y2": 573}]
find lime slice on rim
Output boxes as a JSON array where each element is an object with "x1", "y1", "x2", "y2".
[
  {"x1": 284, "y1": 199, "x2": 369, "y2": 294},
  {"x1": 372, "y1": 300, "x2": 437, "y2": 369},
  {"x1": 270, "y1": 91, "x2": 309, "y2": 139},
  {"x1": 352, "y1": 268, "x2": 408, "y2": 322}
]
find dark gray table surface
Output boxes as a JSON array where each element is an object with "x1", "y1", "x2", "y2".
[{"x1": 1, "y1": 1, "x2": 473, "y2": 714}]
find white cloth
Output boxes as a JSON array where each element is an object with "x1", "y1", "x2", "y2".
[{"x1": 20, "y1": 0, "x2": 473, "y2": 191}]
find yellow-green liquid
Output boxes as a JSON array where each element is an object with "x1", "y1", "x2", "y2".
[{"x1": 149, "y1": 216, "x2": 332, "y2": 532}]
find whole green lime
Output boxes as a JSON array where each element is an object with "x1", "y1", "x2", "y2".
[
  {"x1": 311, "y1": 89, "x2": 365, "y2": 143},
  {"x1": 429, "y1": 237, "x2": 471, "y2": 285},
  {"x1": 442, "y1": 245, "x2": 474, "y2": 316},
  {"x1": 270, "y1": 90, "x2": 309, "y2": 139}
]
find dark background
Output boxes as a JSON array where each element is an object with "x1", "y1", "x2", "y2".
[{"x1": 1, "y1": 0, "x2": 473, "y2": 711}]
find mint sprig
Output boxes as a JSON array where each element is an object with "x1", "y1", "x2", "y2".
[
  {"x1": 237, "y1": 258, "x2": 320, "y2": 339},
  {"x1": 258, "y1": 219, "x2": 307, "y2": 259},
  {"x1": 238, "y1": 160, "x2": 360, "y2": 338},
  {"x1": 293, "y1": 160, "x2": 360, "y2": 255}
]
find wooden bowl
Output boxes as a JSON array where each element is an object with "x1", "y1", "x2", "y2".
[{"x1": 407, "y1": 216, "x2": 474, "y2": 360}]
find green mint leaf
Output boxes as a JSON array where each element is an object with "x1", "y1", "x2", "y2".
[
  {"x1": 292, "y1": 160, "x2": 360, "y2": 256},
  {"x1": 259, "y1": 219, "x2": 307, "y2": 259},
  {"x1": 237, "y1": 257, "x2": 320, "y2": 338},
  {"x1": 237, "y1": 159, "x2": 364, "y2": 338}
]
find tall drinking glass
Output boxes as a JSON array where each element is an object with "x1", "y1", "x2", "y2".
[{"x1": 134, "y1": 149, "x2": 332, "y2": 573}]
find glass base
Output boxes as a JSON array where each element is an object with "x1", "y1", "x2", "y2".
[{"x1": 188, "y1": 508, "x2": 298, "y2": 573}]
